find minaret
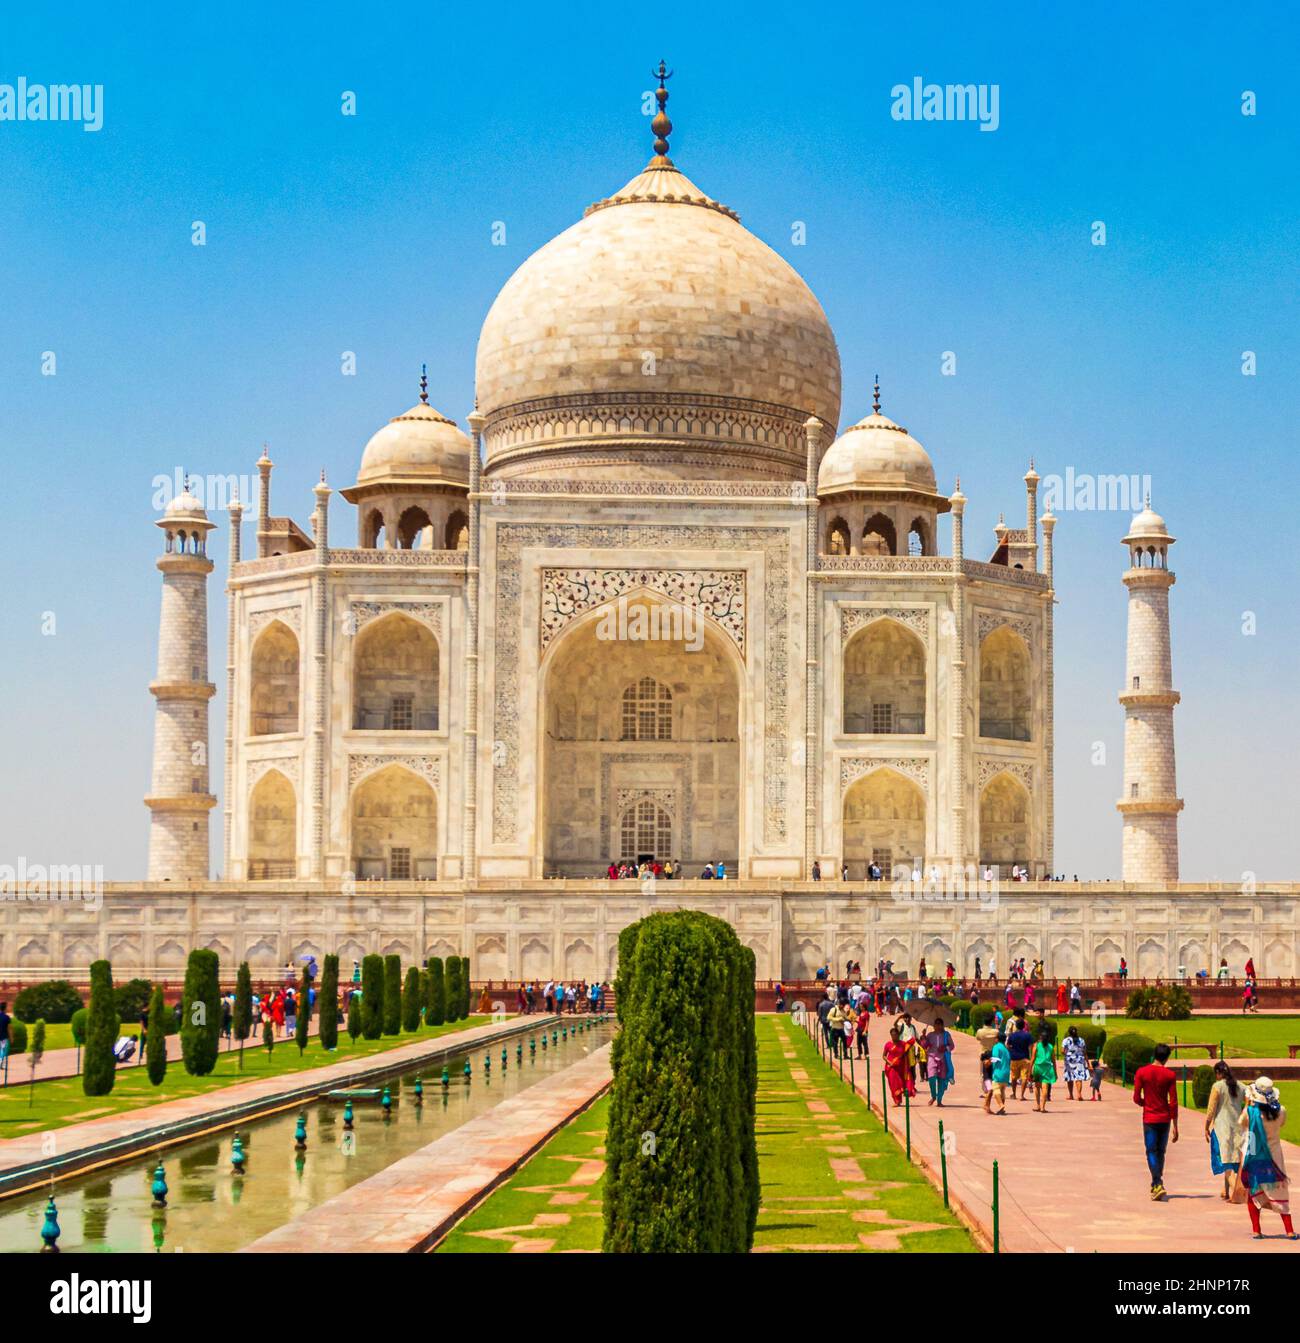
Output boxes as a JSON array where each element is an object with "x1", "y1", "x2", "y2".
[
  {"x1": 1118, "y1": 498, "x2": 1182, "y2": 882},
  {"x1": 146, "y1": 481, "x2": 217, "y2": 880}
]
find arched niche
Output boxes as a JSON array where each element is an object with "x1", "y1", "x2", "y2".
[
  {"x1": 841, "y1": 767, "x2": 925, "y2": 881},
  {"x1": 843, "y1": 618, "x2": 926, "y2": 735},
  {"x1": 249, "y1": 620, "x2": 300, "y2": 736},
  {"x1": 248, "y1": 768, "x2": 296, "y2": 878},
  {"x1": 349, "y1": 763, "x2": 437, "y2": 879},
  {"x1": 352, "y1": 613, "x2": 439, "y2": 731},
  {"x1": 979, "y1": 625, "x2": 1031, "y2": 741},
  {"x1": 978, "y1": 771, "x2": 1030, "y2": 875}
]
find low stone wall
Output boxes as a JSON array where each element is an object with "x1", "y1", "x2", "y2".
[{"x1": 1, "y1": 879, "x2": 1296, "y2": 984}]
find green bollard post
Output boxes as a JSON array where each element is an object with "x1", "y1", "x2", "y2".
[
  {"x1": 993, "y1": 1159, "x2": 1000, "y2": 1253},
  {"x1": 905, "y1": 1090, "x2": 911, "y2": 1160},
  {"x1": 938, "y1": 1119, "x2": 949, "y2": 1208},
  {"x1": 1182, "y1": 1065, "x2": 1188, "y2": 1108},
  {"x1": 882, "y1": 1074, "x2": 889, "y2": 1134},
  {"x1": 1122, "y1": 1055, "x2": 1127, "y2": 1086},
  {"x1": 849, "y1": 1049, "x2": 855, "y2": 1090}
]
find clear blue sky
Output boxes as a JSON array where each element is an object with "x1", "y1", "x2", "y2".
[{"x1": 1, "y1": 2, "x2": 1296, "y2": 880}]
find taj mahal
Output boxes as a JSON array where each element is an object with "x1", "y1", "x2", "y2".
[{"x1": 4, "y1": 76, "x2": 1295, "y2": 984}]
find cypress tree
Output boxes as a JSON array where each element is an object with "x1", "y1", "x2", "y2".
[
  {"x1": 361, "y1": 954, "x2": 384, "y2": 1039},
  {"x1": 346, "y1": 990, "x2": 362, "y2": 1043},
  {"x1": 602, "y1": 911, "x2": 757, "y2": 1253},
  {"x1": 180, "y1": 949, "x2": 221, "y2": 1076},
  {"x1": 233, "y1": 962, "x2": 253, "y2": 1071},
  {"x1": 383, "y1": 954, "x2": 402, "y2": 1035},
  {"x1": 444, "y1": 957, "x2": 462, "y2": 1022},
  {"x1": 319, "y1": 954, "x2": 339, "y2": 1050},
  {"x1": 459, "y1": 956, "x2": 472, "y2": 1018},
  {"x1": 426, "y1": 957, "x2": 446, "y2": 1026},
  {"x1": 295, "y1": 964, "x2": 311, "y2": 1056},
  {"x1": 146, "y1": 986, "x2": 168, "y2": 1086},
  {"x1": 263, "y1": 1019, "x2": 275, "y2": 1055},
  {"x1": 82, "y1": 959, "x2": 118, "y2": 1097},
  {"x1": 402, "y1": 966, "x2": 422, "y2": 1031}
]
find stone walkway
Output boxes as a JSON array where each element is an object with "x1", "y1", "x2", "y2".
[
  {"x1": 0, "y1": 1017, "x2": 546, "y2": 1195},
  {"x1": 244, "y1": 1043, "x2": 614, "y2": 1253},
  {"x1": 801, "y1": 1012, "x2": 1300, "y2": 1254}
]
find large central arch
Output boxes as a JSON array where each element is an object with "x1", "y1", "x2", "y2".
[{"x1": 540, "y1": 594, "x2": 743, "y2": 876}]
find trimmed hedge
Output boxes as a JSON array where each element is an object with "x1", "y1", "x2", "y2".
[
  {"x1": 1103, "y1": 1031, "x2": 1158, "y2": 1077},
  {"x1": 444, "y1": 958, "x2": 463, "y2": 1022},
  {"x1": 295, "y1": 965, "x2": 311, "y2": 1055},
  {"x1": 233, "y1": 963, "x2": 253, "y2": 1046},
  {"x1": 114, "y1": 978, "x2": 154, "y2": 1026},
  {"x1": 1192, "y1": 1064, "x2": 1215, "y2": 1110},
  {"x1": 7, "y1": 1019, "x2": 27, "y2": 1055},
  {"x1": 426, "y1": 957, "x2": 446, "y2": 1026},
  {"x1": 968, "y1": 1003, "x2": 997, "y2": 1033},
  {"x1": 603, "y1": 910, "x2": 759, "y2": 1253},
  {"x1": 361, "y1": 955, "x2": 383, "y2": 1039},
  {"x1": 70, "y1": 1008, "x2": 89, "y2": 1046},
  {"x1": 82, "y1": 960, "x2": 118, "y2": 1096},
  {"x1": 346, "y1": 991, "x2": 362, "y2": 1043},
  {"x1": 460, "y1": 957, "x2": 472, "y2": 1018},
  {"x1": 319, "y1": 955, "x2": 339, "y2": 1051},
  {"x1": 1125, "y1": 985, "x2": 1193, "y2": 1020},
  {"x1": 383, "y1": 955, "x2": 402, "y2": 1035},
  {"x1": 14, "y1": 980, "x2": 83, "y2": 1024},
  {"x1": 180, "y1": 949, "x2": 221, "y2": 1076}
]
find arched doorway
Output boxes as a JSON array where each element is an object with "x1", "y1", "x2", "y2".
[
  {"x1": 249, "y1": 620, "x2": 300, "y2": 736},
  {"x1": 248, "y1": 769, "x2": 296, "y2": 879},
  {"x1": 978, "y1": 772, "x2": 1030, "y2": 875},
  {"x1": 841, "y1": 767, "x2": 925, "y2": 880},
  {"x1": 352, "y1": 613, "x2": 439, "y2": 731},
  {"x1": 843, "y1": 618, "x2": 926, "y2": 735},
  {"x1": 349, "y1": 764, "x2": 437, "y2": 879},
  {"x1": 541, "y1": 596, "x2": 742, "y2": 875},
  {"x1": 979, "y1": 626, "x2": 1031, "y2": 740}
]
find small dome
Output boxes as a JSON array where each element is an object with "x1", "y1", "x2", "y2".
[
  {"x1": 818, "y1": 408, "x2": 937, "y2": 497},
  {"x1": 1128, "y1": 504, "x2": 1168, "y2": 536},
  {"x1": 163, "y1": 487, "x2": 209, "y2": 523},
  {"x1": 356, "y1": 401, "x2": 471, "y2": 489}
]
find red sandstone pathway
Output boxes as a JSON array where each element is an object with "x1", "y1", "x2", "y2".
[
  {"x1": 0, "y1": 1017, "x2": 545, "y2": 1191},
  {"x1": 810, "y1": 1018, "x2": 1300, "y2": 1254},
  {"x1": 243, "y1": 1043, "x2": 613, "y2": 1253}
]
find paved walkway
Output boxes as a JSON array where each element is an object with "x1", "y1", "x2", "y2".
[
  {"x1": 0, "y1": 1017, "x2": 548, "y2": 1194},
  {"x1": 801, "y1": 1013, "x2": 1300, "y2": 1254},
  {"x1": 244, "y1": 1044, "x2": 614, "y2": 1253}
]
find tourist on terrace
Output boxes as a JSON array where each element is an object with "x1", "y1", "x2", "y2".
[
  {"x1": 1030, "y1": 1028, "x2": 1056, "y2": 1111},
  {"x1": 1056, "y1": 981, "x2": 1069, "y2": 1015},
  {"x1": 812, "y1": 860, "x2": 821, "y2": 881},
  {"x1": 1006, "y1": 1015, "x2": 1034, "y2": 1100},
  {"x1": 985, "y1": 1036, "x2": 1010, "y2": 1114},
  {"x1": 1237, "y1": 1077, "x2": 1296, "y2": 1239},
  {"x1": 1205, "y1": 1060, "x2": 1244, "y2": 1200}
]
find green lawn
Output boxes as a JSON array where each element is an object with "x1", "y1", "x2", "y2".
[
  {"x1": 1096, "y1": 1014, "x2": 1300, "y2": 1060},
  {"x1": 5, "y1": 1022, "x2": 77, "y2": 1053},
  {"x1": 0, "y1": 1017, "x2": 487, "y2": 1136},
  {"x1": 437, "y1": 1014, "x2": 975, "y2": 1253}
]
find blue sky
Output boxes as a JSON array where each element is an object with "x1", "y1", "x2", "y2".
[{"x1": 1, "y1": 2, "x2": 1296, "y2": 879}]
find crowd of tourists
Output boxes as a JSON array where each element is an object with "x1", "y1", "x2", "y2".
[
  {"x1": 603, "y1": 858, "x2": 731, "y2": 879},
  {"x1": 514, "y1": 980, "x2": 607, "y2": 1014}
]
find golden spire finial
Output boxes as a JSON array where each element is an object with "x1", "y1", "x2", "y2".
[
  {"x1": 872, "y1": 375, "x2": 881, "y2": 415},
  {"x1": 650, "y1": 60, "x2": 674, "y2": 164},
  {"x1": 419, "y1": 362, "x2": 429, "y2": 405}
]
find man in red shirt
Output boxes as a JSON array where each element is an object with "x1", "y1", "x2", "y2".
[{"x1": 1133, "y1": 1042, "x2": 1179, "y2": 1199}]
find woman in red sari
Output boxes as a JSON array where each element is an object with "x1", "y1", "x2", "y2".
[
  {"x1": 1056, "y1": 981, "x2": 1069, "y2": 1015},
  {"x1": 883, "y1": 1024, "x2": 915, "y2": 1105}
]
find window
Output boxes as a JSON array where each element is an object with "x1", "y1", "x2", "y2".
[
  {"x1": 390, "y1": 694, "x2": 414, "y2": 731},
  {"x1": 620, "y1": 800, "x2": 672, "y2": 860},
  {"x1": 389, "y1": 847, "x2": 412, "y2": 879},
  {"x1": 1132, "y1": 675, "x2": 1140, "y2": 690},
  {"x1": 621, "y1": 677, "x2": 672, "y2": 741},
  {"x1": 871, "y1": 702, "x2": 895, "y2": 734},
  {"x1": 872, "y1": 848, "x2": 893, "y2": 879},
  {"x1": 1130, "y1": 782, "x2": 1139, "y2": 798}
]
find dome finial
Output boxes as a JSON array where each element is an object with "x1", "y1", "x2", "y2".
[
  {"x1": 419, "y1": 363, "x2": 429, "y2": 405},
  {"x1": 872, "y1": 374, "x2": 881, "y2": 415},
  {"x1": 649, "y1": 60, "x2": 674, "y2": 165},
  {"x1": 1145, "y1": 490, "x2": 1151, "y2": 509}
]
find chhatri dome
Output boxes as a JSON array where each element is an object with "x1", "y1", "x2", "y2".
[
  {"x1": 353, "y1": 365, "x2": 471, "y2": 490},
  {"x1": 474, "y1": 64, "x2": 842, "y2": 481},
  {"x1": 817, "y1": 379, "x2": 941, "y2": 499}
]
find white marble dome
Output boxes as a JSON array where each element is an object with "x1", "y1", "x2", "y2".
[
  {"x1": 474, "y1": 158, "x2": 841, "y2": 480},
  {"x1": 817, "y1": 409, "x2": 937, "y2": 497},
  {"x1": 356, "y1": 399, "x2": 471, "y2": 489}
]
